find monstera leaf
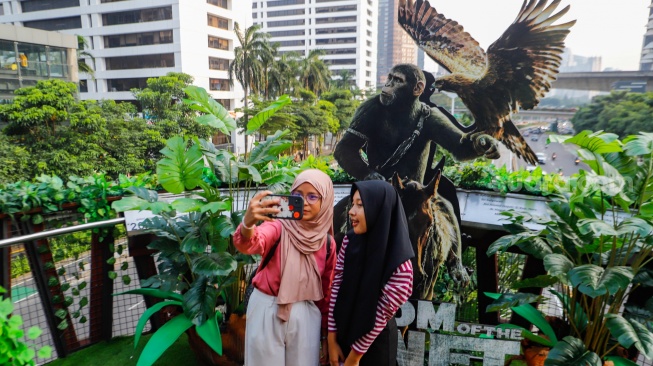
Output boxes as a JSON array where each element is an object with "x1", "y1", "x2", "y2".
[
  {"x1": 248, "y1": 129, "x2": 292, "y2": 166},
  {"x1": 183, "y1": 276, "x2": 218, "y2": 326},
  {"x1": 191, "y1": 252, "x2": 237, "y2": 277},
  {"x1": 157, "y1": 136, "x2": 204, "y2": 194}
]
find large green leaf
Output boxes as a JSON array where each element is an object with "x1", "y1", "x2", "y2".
[
  {"x1": 113, "y1": 288, "x2": 183, "y2": 302},
  {"x1": 136, "y1": 314, "x2": 193, "y2": 366},
  {"x1": 605, "y1": 314, "x2": 653, "y2": 359},
  {"x1": 577, "y1": 218, "x2": 617, "y2": 237},
  {"x1": 496, "y1": 323, "x2": 554, "y2": 347},
  {"x1": 183, "y1": 85, "x2": 236, "y2": 135},
  {"x1": 156, "y1": 136, "x2": 204, "y2": 194},
  {"x1": 554, "y1": 130, "x2": 622, "y2": 155},
  {"x1": 543, "y1": 254, "x2": 574, "y2": 285},
  {"x1": 569, "y1": 265, "x2": 633, "y2": 298},
  {"x1": 485, "y1": 292, "x2": 558, "y2": 344},
  {"x1": 544, "y1": 336, "x2": 601, "y2": 366},
  {"x1": 171, "y1": 198, "x2": 205, "y2": 213},
  {"x1": 133, "y1": 300, "x2": 182, "y2": 349},
  {"x1": 487, "y1": 232, "x2": 549, "y2": 258},
  {"x1": 182, "y1": 276, "x2": 218, "y2": 326},
  {"x1": 196, "y1": 311, "x2": 222, "y2": 356},
  {"x1": 246, "y1": 94, "x2": 292, "y2": 133},
  {"x1": 248, "y1": 129, "x2": 292, "y2": 166},
  {"x1": 111, "y1": 196, "x2": 149, "y2": 213},
  {"x1": 192, "y1": 252, "x2": 237, "y2": 277},
  {"x1": 623, "y1": 132, "x2": 653, "y2": 156},
  {"x1": 616, "y1": 217, "x2": 653, "y2": 237}
]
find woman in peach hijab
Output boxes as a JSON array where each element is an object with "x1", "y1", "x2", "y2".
[{"x1": 234, "y1": 169, "x2": 337, "y2": 366}]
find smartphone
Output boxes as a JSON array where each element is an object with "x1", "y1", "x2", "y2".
[{"x1": 261, "y1": 194, "x2": 303, "y2": 220}]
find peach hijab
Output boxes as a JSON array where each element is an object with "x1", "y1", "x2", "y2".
[{"x1": 276, "y1": 169, "x2": 334, "y2": 321}]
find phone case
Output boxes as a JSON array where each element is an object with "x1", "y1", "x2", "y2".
[{"x1": 262, "y1": 195, "x2": 303, "y2": 220}]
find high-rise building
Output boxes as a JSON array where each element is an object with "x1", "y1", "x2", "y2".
[
  {"x1": 0, "y1": 0, "x2": 248, "y2": 112},
  {"x1": 376, "y1": 0, "x2": 416, "y2": 87},
  {"x1": 254, "y1": 0, "x2": 377, "y2": 90},
  {"x1": 640, "y1": 0, "x2": 653, "y2": 70}
]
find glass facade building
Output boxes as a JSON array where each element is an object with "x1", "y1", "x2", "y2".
[{"x1": 0, "y1": 24, "x2": 77, "y2": 100}]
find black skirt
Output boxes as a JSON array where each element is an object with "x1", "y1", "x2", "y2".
[{"x1": 338, "y1": 317, "x2": 398, "y2": 366}]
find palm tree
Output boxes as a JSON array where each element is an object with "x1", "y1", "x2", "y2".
[
  {"x1": 260, "y1": 42, "x2": 278, "y2": 99},
  {"x1": 334, "y1": 70, "x2": 353, "y2": 90},
  {"x1": 77, "y1": 35, "x2": 95, "y2": 78},
  {"x1": 299, "y1": 49, "x2": 331, "y2": 97},
  {"x1": 269, "y1": 51, "x2": 301, "y2": 98},
  {"x1": 229, "y1": 23, "x2": 271, "y2": 120}
]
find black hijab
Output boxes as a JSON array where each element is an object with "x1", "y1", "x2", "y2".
[{"x1": 333, "y1": 180, "x2": 414, "y2": 347}]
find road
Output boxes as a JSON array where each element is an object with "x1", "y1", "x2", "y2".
[{"x1": 515, "y1": 131, "x2": 591, "y2": 177}]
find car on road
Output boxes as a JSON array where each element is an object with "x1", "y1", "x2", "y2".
[
  {"x1": 531, "y1": 136, "x2": 539, "y2": 142},
  {"x1": 536, "y1": 152, "x2": 546, "y2": 164}
]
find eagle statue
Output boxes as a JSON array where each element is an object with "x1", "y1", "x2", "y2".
[{"x1": 398, "y1": 0, "x2": 576, "y2": 165}]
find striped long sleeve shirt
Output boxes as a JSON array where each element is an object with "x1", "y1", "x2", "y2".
[{"x1": 327, "y1": 235, "x2": 413, "y2": 354}]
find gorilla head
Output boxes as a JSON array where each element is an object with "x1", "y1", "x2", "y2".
[{"x1": 380, "y1": 64, "x2": 425, "y2": 107}]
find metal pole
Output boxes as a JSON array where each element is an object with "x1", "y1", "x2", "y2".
[{"x1": 0, "y1": 217, "x2": 125, "y2": 249}]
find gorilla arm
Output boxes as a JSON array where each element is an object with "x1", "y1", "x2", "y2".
[
  {"x1": 426, "y1": 108, "x2": 500, "y2": 161},
  {"x1": 333, "y1": 98, "x2": 384, "y2": 180}
]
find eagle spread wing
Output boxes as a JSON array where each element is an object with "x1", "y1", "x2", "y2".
[{"x1": 398, "y1": 0, "x2": 575, "y2": 166}]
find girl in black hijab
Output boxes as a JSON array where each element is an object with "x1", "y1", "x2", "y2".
[{"x1": 327, "y1": 180, "x2": 414, "y2": 366}]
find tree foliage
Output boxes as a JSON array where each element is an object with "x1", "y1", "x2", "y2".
[{"x1": 572, "y1": 91, "x2": 653, "y2": 137}]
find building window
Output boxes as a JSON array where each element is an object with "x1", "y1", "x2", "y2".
[
  {"x1": 269, "y1": 29, "x2": 305, "y2": 37},
  {"x1": 316, "y1": 0, "x2": 349, "y2": 2},
  {"x1": 268, "y1": 19, "x2": 305, "y2": 27},
  {"x1": 268, "y1": 0, "x2": 305, "y2": 6},
  {"x1": 209, "y1": 78, "x2": 230, "y2": 91},
  {"x1": 316, "y1": 37, "x2": 355, "y2": 45},
  {"x1": 215, "y1": 99, "x2": 231, "y2": 110},
  {"x1": 107, "y1": 77, "x2": 149, "y2": 92},
  {"x1": 208, "y1": 35, "x2": 229, "y2": 50},
  {"x1": 315, "y1": 27, "x2": 356, "y2": 35},
  {"x1": 268, "y1": 9, "x2": 305, "y2": 17},
  {"x1": 104, "y1": 30, "x2": 173, "y2": 48},
  {"x1": 278, "y1": 40, "x2": 305, "y2": 47},
  {"x1": 367, "y1": 20, "x2": 372, "y2": 26},
  {"x1": 324, "y1": 59, "x2": 356, "y2": 65},
  {"x1": 102, "y1": 7, "x2": 172, "y2": 26},
  {"x1": 208, "y1": 14, "x2": 229, "y2": 30},
  {"x1": 366, "y1": 61, "x2": 371, "y2": 67},
  {"x1": 316, "y1": 16, "x2": 356, "y2": 24},
  {"x1": 207, "y1": 0, "x2": 228, "y2": 9},
  {"x1": 101, "y1": 0, "x2": 130, "y2": 2},
  {"x1": 79, "y1": 80, "x2": 88, "y2": 93},
  {"x1": 315, "y1": 5, "x2": 356, "y2": 13},
  {"x1": 323, "y1": 48, "x2": 356, "y2": 55},
  {"x1": 366, "y1": 51, "x2": 372, "y2": 57},
  {"x1": 24, "y1": 16, "x2": 82, "y2": 31},
  {"x1": 21, "y1": 0, "x2": 79, "y2": 13},
  {"x1": 366, "y1": 40, "x2": 372, "y2": 47},
  {"x1": 366, "y1": 71, "x2": 371, "y2": 77},
  {"x1": 279, "y1": 50, "x2": 304, "y2": 56},
  {"x1": 209, "y1": 57, "x2": 229, "y2": 71},
  {"x1": 253, "y1": 13, "x2": 257, "y2": 19},
  {"x1": 367, "y1": 30, "x2": 372, "y2": 37},
  {"x1": 105, "y1": 53, "x2": 175, "y2": 70}
]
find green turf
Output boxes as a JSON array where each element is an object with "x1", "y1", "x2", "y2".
[
  {"x1": 45, "y1": 332, "x2": 196, "y2": 366},
  {"x1": 11, "y1": 286, "x2": 37, "y2": 302}
]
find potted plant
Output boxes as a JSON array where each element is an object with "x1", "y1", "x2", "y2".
[
  {"x1": 111, "y1": 87, "x2": 294, "y2": 366},
  {"x1": 485, "y1": 131, "x2": 653, "y2": 366}
]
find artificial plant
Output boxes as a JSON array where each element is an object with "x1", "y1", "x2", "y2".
[
  {"x1": 487, "y1": 131, "x2": 653, "y2": 366},
  {"x1": 111, "y1": 87, "x2": 293, "y2": 366}
]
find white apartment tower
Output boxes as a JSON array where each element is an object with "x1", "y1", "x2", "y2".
[
  {"x1": 254, "y1": 0, "x2": 377, "y2": 90},
  {"x1": 0, "y1": 0, "x2": 249, "y2": 111}
]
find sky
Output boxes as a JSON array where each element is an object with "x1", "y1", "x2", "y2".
[{"x1": 422, "y1": 0, "x2": 651, "y2": 72}]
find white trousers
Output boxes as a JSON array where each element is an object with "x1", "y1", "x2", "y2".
[{"x1": 245, "y1": 288, "x2": 321, "y2": 366}]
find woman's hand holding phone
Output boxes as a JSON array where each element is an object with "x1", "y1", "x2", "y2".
[{"x1": 242, "y1": 191, "x2": 281, "y2": 229}]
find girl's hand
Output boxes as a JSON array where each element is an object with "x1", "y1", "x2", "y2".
[
  {"x1": 241, "y1": 191, "x2": 280, "y2": 230},
  {"x1": 328, "y1": 333, "x2": 345, "y2": 366},
  {"x1": 343, "y1": 352, "x2": 362, "y2": 366}
]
